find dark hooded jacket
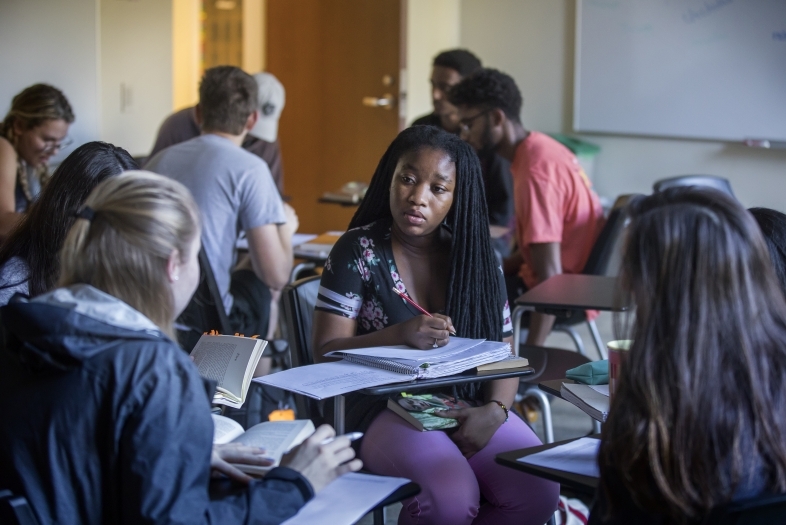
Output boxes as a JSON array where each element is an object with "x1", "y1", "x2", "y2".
[{"x1": 0, "y1": 285, "x2": 313, "y2": 524}]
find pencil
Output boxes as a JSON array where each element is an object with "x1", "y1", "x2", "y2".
[{"x1": 392, "y1": 287, "x2": 457, "y2": 336}]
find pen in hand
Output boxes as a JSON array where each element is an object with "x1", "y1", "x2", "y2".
[
  {"x1": 392, "y1": 288, "x2": 457, "y2": 336},
  {"x1": 320, "y1": 432, "x2": 364, "y2": 446}
]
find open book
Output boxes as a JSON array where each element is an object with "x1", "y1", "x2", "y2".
[
  {"x1": 190, "y1": 334, "x2": 267, "y2": 408},
  {"x1": 212, "y1": 414, "x2": 315, "y2": 475}
]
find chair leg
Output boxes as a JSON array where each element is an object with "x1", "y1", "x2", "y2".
[
  {"x1": 593, "y1": 419, "x2": 602, "y2": 434},
  {"x1": 547, "y1": 512, "x2": 557, "y2": 525},
  {"x1": 512, "y1": 306, "x2": 527, "y2": 355},
  {"x1": 554, "y1": 325, "x2": 586, "y2": 356},
  {"x1": 373, "y1": 506, "x2": 385, "y2": 525},
  {"x1": 334, "y1": 395, "x2": 345, "y2": 435},
  {"x1": 524, "y1": 387, "x2": 554, "y2": 444},
  {"x1": 588, "y1": 320, "x2": 607, "y2": 359}
]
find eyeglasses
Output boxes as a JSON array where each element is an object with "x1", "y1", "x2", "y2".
[
  {"x1": 40, "y1": 135, "x2": 73, "y2": 154},
  {"x1": 458, "y1": 110, "x2": 491, "y2": 132}
]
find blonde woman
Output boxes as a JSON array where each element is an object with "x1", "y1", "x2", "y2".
[
  {"x1": 0, "y1": 171, "x2": 360, "y2": 524},
  {"x1": 0, "y1": 84, "x2": 74, "y2": 236}
]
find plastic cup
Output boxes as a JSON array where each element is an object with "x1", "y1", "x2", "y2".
[{"x1": 607, "y1": 340, "x2": 632, "y2": 398}]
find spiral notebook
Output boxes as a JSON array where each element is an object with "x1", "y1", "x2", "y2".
[{"x1": 324, "y1": 337, "x2": 512, "y2": 379}]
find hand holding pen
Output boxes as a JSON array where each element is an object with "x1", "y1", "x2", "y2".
[{"x1": 393, "y1": 288, "x2": 457, "y2": 348}]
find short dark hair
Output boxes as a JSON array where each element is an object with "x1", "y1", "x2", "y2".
[
  {"x1": 448, "y1": 68, "x2": 523, "y2": 124},
  {"x1": 750, "y1": 207, "x2": 786, "y2": 293},
  {"x1": 432, "y1": 49, "x2": 482, "y2": 78},
  {"x1": 198, "y1": 66, "x2": 258, "y2": 134}
]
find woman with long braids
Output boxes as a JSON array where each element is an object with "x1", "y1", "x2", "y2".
[
  {"x1": 0, "y1": 142, "x2": 137, "y2": 305},
  {"x1": 312, "y1": 126, "x2": 559, "y2": 525},
  {"x1": 590, "y1": 189, "x2": 786, "y2": 524},
  {"x1": 0, "y1": 84, "x2": 75, "y2": 237}
]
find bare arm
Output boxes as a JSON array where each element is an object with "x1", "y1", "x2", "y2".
[
  {"x1": 0, "y1": 138, "x2": 22, "y2": 237},
  {"x1": 245, "y1": 203, "x2": 299, "y2": 291},
  {"x1": 525, "y1": 242, "x2": 562, "y2": 346},
  {"x1": 311, "y1": 310, "x2": 454, "y2": 362}
]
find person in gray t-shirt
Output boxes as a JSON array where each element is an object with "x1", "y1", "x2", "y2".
[{"x1": 145, "y1": 66, "x2": 298, "y2": 340}]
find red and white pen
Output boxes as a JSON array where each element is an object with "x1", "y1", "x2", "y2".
[{"x1": 392, "y1": 287, "x2": 457, "y2": 335}]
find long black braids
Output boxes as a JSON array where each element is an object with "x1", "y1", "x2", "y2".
[{"x1": 349, "y1": 126, "x2": 503, "y2": 342}]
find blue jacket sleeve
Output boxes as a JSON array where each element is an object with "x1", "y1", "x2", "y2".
[{"x1": 117, "y1": 344, "x2": 312, "y2": 524}]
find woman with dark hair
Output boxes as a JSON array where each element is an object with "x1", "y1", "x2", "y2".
[
  {"x1": 749, "y1": 207, "x2": 786, "y2": 293},
  {"x1": 0, "y1": 141, "x2": 137, "y2": 305},
  {"x1": 312, "y1": 126, "x2": 558, "y2": 525},
  {"x1": 591, "y1": 189, "x2": 786, "y2": 525},
  {"x1": 0, "y1": 84, "x2": 75, "y2": 236}
]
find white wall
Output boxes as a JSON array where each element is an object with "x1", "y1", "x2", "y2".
[
  {"x1": 405, "y1": 0, "x2": 461, "y2": 125},
  {"x1": 0, "y1": 0, "x2": 100, "y2": 164},
  {"x1": 460, "y1": 0, "x2": 786, "y2": 211},
  {"x1": 101, "y1": 0, "x2": 173, "y2": 156}
]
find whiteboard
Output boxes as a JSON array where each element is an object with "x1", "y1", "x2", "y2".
[{"x1": 574, "y1": 0, "x2": 786, "y2": 142}]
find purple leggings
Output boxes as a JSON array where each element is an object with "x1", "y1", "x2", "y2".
[{"x1": 359, "y1": 409, "x2": 560, "y2": 525}]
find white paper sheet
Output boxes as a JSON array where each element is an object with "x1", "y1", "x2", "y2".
[
  {"x1": 518, "y1": 437, "x2": 600, "y2": 478},
  {"x1": 282, "y1": 472, "x2": 410, "y2": 525},
  {"x1": 254, "y1": 361, "x2": 415, "y2": 399}
]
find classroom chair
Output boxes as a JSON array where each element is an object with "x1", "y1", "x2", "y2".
[
  {"x1": 512, "y1": 194, "x2": 635, "y2": 359},
  {"x1": 653, "y1": 174, "x2": 735, "y2": 198},
  {"x1": 0, "y1": 490, "x2": 39, "y2": 525}
]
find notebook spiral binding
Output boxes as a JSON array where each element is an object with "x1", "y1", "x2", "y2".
[{"x1": 339, "y1": 355, "x2": 419, "y2": 376}]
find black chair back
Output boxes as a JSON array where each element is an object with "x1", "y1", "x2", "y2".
[
  {"x1": 582, "y1": 194, "x2": 637, "y2": 276},
  {"x1": 176, "y1": 248, "x2": 233, "y2": 352},
  {"x1": 281, "y1": 275, "x2": 323, "y2": 420},
  {"x1": 653, "y1": 174, "x2": 735, "y2": 198},
  {"x1": 0, "y1": 490, "x2": 40, "y2": 525},
  {"x1": 704, "y1": 492, "x2": 786, "y2": 524}
]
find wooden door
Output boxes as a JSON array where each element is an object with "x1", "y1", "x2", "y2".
[{"x1": 266, "y1": 0, "x2": 403, "y2": 233}]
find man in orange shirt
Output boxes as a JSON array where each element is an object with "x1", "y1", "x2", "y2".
[{"x1": 449, "y1": 69, "x2": 604, "y2": 346}]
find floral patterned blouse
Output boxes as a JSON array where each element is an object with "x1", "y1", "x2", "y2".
[{"x1": 316, "y1": 218, "x2": 513, "y2": 432}]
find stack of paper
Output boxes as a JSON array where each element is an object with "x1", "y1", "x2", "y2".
[{"x1": 560, "y1": 382, "x2": 609, "y2": 422}]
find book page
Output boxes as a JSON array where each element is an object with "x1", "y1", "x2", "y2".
[
  {"x1": 325, "y1": 337, "x2": 486, "y2": 362},
  {"x1": 190, "y1": 335, "x2": 260, "y2": 399},
  {"x1": 212, "y1": 414, "x2": 245, "y2": 444},
  {"x1": 231, "y1": 420, "x2": 315, "y2": 464}
]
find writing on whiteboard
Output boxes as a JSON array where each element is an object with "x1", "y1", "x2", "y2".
[{"x1": 682, "y1": 0, "x2": 733, "y2": 24}]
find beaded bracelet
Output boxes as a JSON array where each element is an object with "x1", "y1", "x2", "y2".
[{"x1": 489, "y1": 399, "x2": 509, "y2": 422}]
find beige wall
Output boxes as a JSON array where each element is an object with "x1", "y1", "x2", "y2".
[
  {"x1": 460, "y1": 0, "x2": 786, "y2": 210},
  {"x1": 101, "y1": 0, "x2": 173, "y2": 156},
  {"x1": 0, "y1": 0, "x2": 101, "y2": 162},
  {"x1": 405, "y1": 0, "x2": 461, "y2": 125}
]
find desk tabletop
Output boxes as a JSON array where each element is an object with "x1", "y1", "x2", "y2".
[
  {"x1": 514, "y1": 274, "x2": 629, "y2": 312},
  {"x1": 496, "y1": 435, "x2": 600, "y2": 496},
  {"x1": 357, "y1": 367, "x2": 534, "y2": 395}
]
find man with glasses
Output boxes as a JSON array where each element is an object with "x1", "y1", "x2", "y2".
[
  {"x1": 450, "y1": 68, "x2": 604, "y2": 347},
  {"x1": 411, "y1": 50, "x2": 514, "y2": 239}
]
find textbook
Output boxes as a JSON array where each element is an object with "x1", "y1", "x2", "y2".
[
  {"x1": 190, "y1": 334, "x2": 267, "y2": 409},
  {"x1": 324, "y1": 337, "x2": 512, "y2": 379},
  {"x1": 387, "y1": 393, "x2": 477, "y2": 431},
  {"x1": 212, "y1": 414, "x2": 315, "y2": 475},
  {"x1": 560, "y1": 382, "x2": 609, "y2": 422},
  {"x1": 477, "y1": 355, "x2": 529, "y2": 371}
]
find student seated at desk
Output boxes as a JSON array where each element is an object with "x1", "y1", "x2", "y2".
[
  {"x1": 0, "y1": 171, "x2": 360, "y2": 524},
  {"x1": 0, "y1": 84, "x2": 74, "y2": 238},
  {"x1": 0, "y1": 141, "x2": 137, "y2": 305},
  {"x1": 312, "y1": 126, "x2": 558, "y2": 525},
  {"x1": 590, "y1": 189, "x2": 786, "y2": 525}
]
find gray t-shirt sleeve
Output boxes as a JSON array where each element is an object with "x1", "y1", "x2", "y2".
[
  {"x1": 0, "y1": 257, "x2": 30, "y2": 306},
  {"x1": 238, "y1": 161, "x2": 287, "y2": 232}
]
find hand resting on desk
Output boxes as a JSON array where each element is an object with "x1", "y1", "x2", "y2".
[{"x1": 436, "y1": 402, "x2": 507, "y2": 459}]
